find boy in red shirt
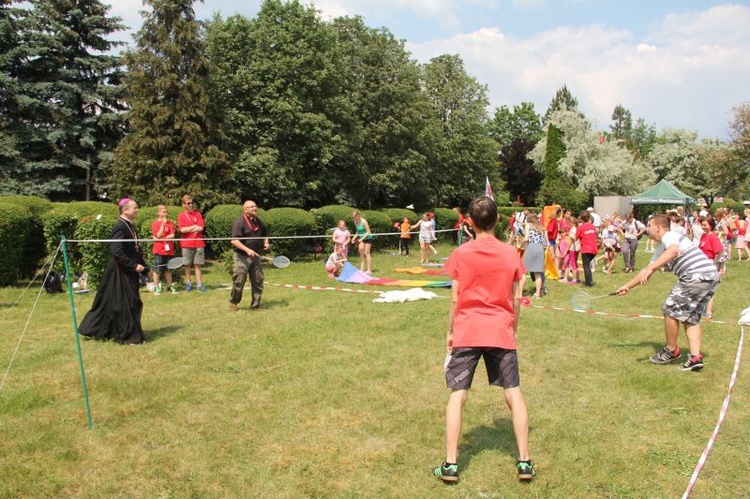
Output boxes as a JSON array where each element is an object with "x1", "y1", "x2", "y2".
[
  {"x1": 177, "y1": 194, "x2": 207, "y2": 292},
  {"x1": 151, "y1": 205, "x2": 177, "y2": 294},
  {"x1": 432, "y1": 196, "x2": 534, "y2": 484}
]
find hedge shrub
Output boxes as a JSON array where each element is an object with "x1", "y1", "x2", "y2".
[
  {"x1": 0, "y1": 201, "x2": 34, "y2": 285},
  {"x1": 309, "y1": 205, "x2": 355, "y2": 235},
  {"x1": 263, "y1": 207, "x2": 316, "y2": 258},
  {"x1": 42, "y1": 201, "x2": 118, "y2": 256},
  {"x1": 0, "y1": 195, "x2": 53, "y2": 278},
  {"x1": 380, "y1": 208, "x2": 418, "y2": 226},
  {"x1": 432, "y1": 208, "x2": 459, "y2": 242},
  {"x1": 204, "y1": 204, "x2": 268, "y2": 257},
  {"x1": 73, "y1": 214, "x2": 120, "y2": 287},
  {"x1": 360, "y1": 210, "x2": 394, "y2": 250}
]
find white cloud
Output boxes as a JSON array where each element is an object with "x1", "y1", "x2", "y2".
[{"x1": 406, "y1": 5, "x2": 750, "y2": 138}]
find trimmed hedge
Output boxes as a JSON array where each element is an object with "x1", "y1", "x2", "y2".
[
  {"x1": 380, "y1": 208, "x2": 418, "y2": 225},
  {"x1": 263, "y1": 207, "x2": 316, "y2": 258},
  {"x1": 0, "y1": 195, "x2": 53, "y2": 278},
  {"x1": 310, "y1": 205, "x2": 356, "y2": 235},
  {"x1": 42, "y1": 201, "x2": 118, "y2": 255},
  {"x1": 0, "y1": 201, "x2": 34, "y2": 285},
  {"x1": 73, "y1": 214, "x2": 120, "y2": 287},
  {"x1": 205, "y1": 204, "x2": 268, "y2": 257},
  {"x1": 360, "y1": 210, "x2": 394, "y2": 249},
  {"x1": 432, "y1": 208, "x2": 459, "y2": 241}
]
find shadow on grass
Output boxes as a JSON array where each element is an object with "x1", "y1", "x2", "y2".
[
  {"x1": 459, "y1": 417, "x2": 523, "y2": 472},
  {"x1": 145, "y1": 325, "x2": 182, "y2": 342}
]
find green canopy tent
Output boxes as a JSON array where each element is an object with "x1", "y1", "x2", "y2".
[{"x1": 630, "y1": 179, "x2": 696, "y2": 205}]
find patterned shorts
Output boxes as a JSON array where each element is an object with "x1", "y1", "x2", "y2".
[
  {"x1": 663, "y1": 277, "x2": 719, "y2": 325},
  {"x1": 444, "y1": 347, "x2": 520, "y2": 390}
]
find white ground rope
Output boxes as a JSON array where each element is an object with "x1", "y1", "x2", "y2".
[{"x1": 0, "y1": 244, "x2": 62, "y2": 391}]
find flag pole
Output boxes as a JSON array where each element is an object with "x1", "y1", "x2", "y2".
[{"x1": 61, "y1": 236, "x2": 93, "y2": 430}]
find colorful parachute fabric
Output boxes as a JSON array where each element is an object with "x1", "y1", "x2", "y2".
[{"x1": 336, "y1": 262, "x2": 451, "y2": 288}]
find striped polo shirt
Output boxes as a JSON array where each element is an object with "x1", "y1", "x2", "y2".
[{"x1": 653, "y1": 231, "x2": 717, "y2": 280}]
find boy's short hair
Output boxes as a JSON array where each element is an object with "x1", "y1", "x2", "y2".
[
  {"x1": 467, "y1": 196, "x2": 498, "y2": 232},
  {"x1": 651, "y1": 214, "x2": 670, "y2": 229}
]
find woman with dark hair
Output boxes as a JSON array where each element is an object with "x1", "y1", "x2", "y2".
[{"x1": 698, "y1": 216, "x2": 724, "y2": 318}]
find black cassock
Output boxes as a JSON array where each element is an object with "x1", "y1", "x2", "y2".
[{"x1": 78, "y1": 217, "x2": 146, "y2": 344}]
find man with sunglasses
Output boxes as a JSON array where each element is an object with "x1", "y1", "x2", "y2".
[{"x1": 177, "y1": 194, "x2": 207, "y2": 292}]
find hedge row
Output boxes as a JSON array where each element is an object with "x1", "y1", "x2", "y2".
[{"x1": 0, "y1": 195, "x2": 537, "y2": 286}]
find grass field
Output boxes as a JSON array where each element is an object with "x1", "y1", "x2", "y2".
[{"x1": 1, "y1": 243, "x2": 749, "y2": 498}]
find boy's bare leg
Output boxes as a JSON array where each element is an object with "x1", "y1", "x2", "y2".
[
  {"x1": 664, "y1": 315, "x2": 680, "y2": 351},
  {"x1": 445, "y1": 390, "x2": 468, "y2": 463},
  {"x1": 504, "y1": 387, "x2": 530, "y2": 461},
  {"x1": 684, "y1": 323, "x2": 702, "y2": 356}
]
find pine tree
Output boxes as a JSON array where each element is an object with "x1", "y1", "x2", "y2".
[
  {"x1": 543, "y1": 84, "x2": 579, "y2": 123},
  {"x1": 111, "y1": 0, "x2": 230, "y2": 206},
  {"x1": 4, "y1": 0, "x2": 127, "y2": 199}
]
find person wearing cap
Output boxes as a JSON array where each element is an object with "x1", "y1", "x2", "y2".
[{"x1": 78, "y1": 198, "x2": 147, "y2": 344}]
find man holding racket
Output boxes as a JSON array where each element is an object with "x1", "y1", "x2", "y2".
[
  {"x1": 229, "y1": 200, "x2": 269, "y2": 311},
  {"x1": 616, "y1": 214, "x2": 719, "y2": 372},
  {"x1": 432, "y1": 196, "x2": 533, "y2": 484}
]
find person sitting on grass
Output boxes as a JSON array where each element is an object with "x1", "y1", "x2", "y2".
[
  {"x1": 432, "y1": 196, "x2": 534, "y2": 484},
  {"x1": 325, "y1": 243, "x2": 347, "y2": 278},
  {"x1": 616, "y1": 214, "x2": 720, "y2": 372}
]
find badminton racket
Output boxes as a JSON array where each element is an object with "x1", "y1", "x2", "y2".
[
  {"x1": 261, "y1": 255, "x2": 291, "y2": 268},
  {"x1": 569, "y1": 290, "x2": 616, "y2": 311},
  {"x1": 150, "y1": 257, "x2": 185, "y2": 270}
]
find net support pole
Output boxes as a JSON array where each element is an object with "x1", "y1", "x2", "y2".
[{"x1": 61, "y1": 236, "x2": 93, "y2": 430}]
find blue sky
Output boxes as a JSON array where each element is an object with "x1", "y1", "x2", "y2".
[{"x1": 111, "y1": 1, "x2": 750, "y2": 139}]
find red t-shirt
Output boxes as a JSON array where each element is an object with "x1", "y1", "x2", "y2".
[
  {"x1": 546, "y1": 218, "x2": 559, "y2": 241},
  {"x1": 444, "y1": 237, "x2": 525, "y2": 349},
  {"x1": 699, "y1": 232, "x2": 723, "y2": 260},
  {"x1": 577, "y1": 222, "x2": 598, "y2": 254},
  {"x1": 177, "y1": 210, "x2": 205, "y2": 248},
  {"x1": 151, "y1": 219, "x2": 175, "y2": 255}
]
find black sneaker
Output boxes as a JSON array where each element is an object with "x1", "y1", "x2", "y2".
[
  {"x1": 650, "y1": 345, "x2": 682, "y2": 364},
  {"x1": 517, "y1": 460, "x2": 534, "y2": 481},
  {"x1": 679, "y1": 354, "x2": 704, "y2": 372},
  {"x1": 432, "y1": 462, "x2": 458, "y2": 483}
]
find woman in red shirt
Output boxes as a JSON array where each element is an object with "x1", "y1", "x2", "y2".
[
  {"x1": 576, "y1": 211, "x2": 598, "y2": 287},
  {"x1": 698, "y1": 216, "x2": 724, "y2": 318}
]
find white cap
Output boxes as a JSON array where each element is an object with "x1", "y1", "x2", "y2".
[{"x1": 587, "y1": 207, "x2": 594, "y2": 212}]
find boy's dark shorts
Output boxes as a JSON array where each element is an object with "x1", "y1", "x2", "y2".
[
  {"x1": 152, "y1": 254, "x2": 172, "y2": 276},
  {"x1": 444, "y1": 347, "x2": 520, "y2": 390}
]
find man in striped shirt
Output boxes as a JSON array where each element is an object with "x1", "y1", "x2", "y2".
[{"x1": 616, "y1": 214, "x2": 719, "y2": 372}]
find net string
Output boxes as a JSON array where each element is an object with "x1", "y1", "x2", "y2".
[{"x1": 0, "y1": 243, "x2": 62, "y2": 391}]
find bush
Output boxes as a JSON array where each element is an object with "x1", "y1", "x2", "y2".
[
  {"x1": 360, "y1": 210, "x2": 394, "y2": 250},
  {"x1": 204, "y1": 204, "x2": 268, "y2": 257},
  {"x1": 73, "y1": 214, "x2": 120, "y2": 288},
  {"x1": 263, "y1": 208, "x2": 316, "y2": 258},
  {"x1": 0, "y1": 201, "x2": 34, "y2": 285},
  {"x1": 0, "y1": 195, "x2": 53, "y2": 278},
  {"x1": 380, "y1": 208, "x2": 418, "y2": 225},
  {"x1": 42, "y1": 202, "x2": 118, "y2": 256},
  {"x1": 432, "y1": 208, "x2": 459, "y2": 242},
  {"x1": 309, "y1": 205, "x2": 356, "y2": 235}
]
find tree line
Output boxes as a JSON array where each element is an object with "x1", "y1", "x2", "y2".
[{"x1": 2, "y1": 0, "x2": 748, "y2": 212}]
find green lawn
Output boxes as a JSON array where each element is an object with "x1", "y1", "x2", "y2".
[{"x1": 1, "y1": 244, "x2": 749, "y2": 497}]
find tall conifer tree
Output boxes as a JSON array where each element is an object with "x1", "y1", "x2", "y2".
[
  {"x1": 2, "y1": 0, "x2": 126, "y2": 199},
  {"x1": 111, "y1": 0, "x2": 229, "y2": 206}
]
